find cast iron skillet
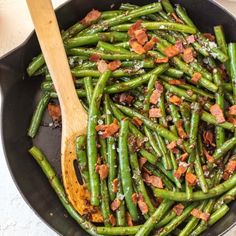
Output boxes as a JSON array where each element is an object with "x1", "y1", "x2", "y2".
[{"x1": 0, "y1": 0, "x2": 236, "y2": 235}]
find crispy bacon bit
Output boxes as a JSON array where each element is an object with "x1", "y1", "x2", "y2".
[
  {"x1": 150, "y1": 90, "x2": 161, "y2": 104},
  {"x1": 138, "y1": 195, "x2": 149, "y2": 215},
  {"x1": 203, "y1": 149, "x2": 215, "y2": 163},
  {"x1": 111, "y1": 198, "x2": 121, "y2": 211},
  {"x1": 175, "y1": 40, "x2": 184, "y2": 53},
  {"x1": 228, "y1": 116, "x2": 236, "y2": 125},
  {"x1": 191, "y1": 72, "x2": 201, "y2": 84},
  {"x1": 174, "y1": 164, "x2": 188, "y2": 179},
  {"x1": 155, "y1": 57, "x2": 169, "y2": 63},
  {"x1": 144, "y1": 37, "x2": 158, "y2": 51},
  {"x1": 186, "y1": 172, "x2": 197, "y2": 186},
  {"x1": 168, "y1": 79, "x2": 185, "y2": 85},
  {"x1": 80, "y1": 9, "x2": 101, "y2": 26},
  {"x1": 129, "y1": 136, "x2": 145, "y2": 152},
  {"x1": 134, "y1": 29, "x2": 148, "y2": 45},
  {"x1": 191, "y1": 208, "x2": 210, "y2": 222},
  {"x1": 132, "y1": 117, "x2": 143, "y2": 127},
  {"x1": 169, "y1": 95, "x2": 182, "y2": 106},
  {"x1": 143, "y1": 172, "x2": 164, "y2": 188},
  {"x1": 203, "y1": 33, "x2": 215, "y2": 42},
  {"x1": 173, "y1": 204, "x2": 185, "y2": 216},
  {"x1": 176, "y1": 120, "x2": 188, "y2": 139},
  {"x1": 126, "y1": 212, "x2": 133, "y2": 226},
  {"x1": 128, "y1": 20, "x2": 142, "y2": 38},
  {"x1": 48, "y1": 103, "x2": 61, "y2": 122},
  {"x1": 119, "y1": 93, "x2": 134, "y2": 105},
  {"x1": 129, "y1": 39, "x2": 146, "y2": 54},
  {"x1": 108, "y1": 60, "x2": 121, "y2": 71},
  {"x1": 182, "y1": 47, "x2": 195, "y2": 63},
  {"x1": 97, "y1": 60, "x2": 108, "y2": 73},
  {"x1": 155, "y1": 81, "x2": 164, "y2": 92},
  {"x1": 229, "y1": 105, "x2": 236, "y2": 115},
  {"x1": 139, "y1": 157, "x2": 147, "y2": 169},
  {"x1": 186, "y1": 35, "x2": 195, "y2": 44},
  {"x1": 210, "y1": 104, "x2": 226, "y2": 124},
  {"x1": 149, "y1": 108, "x2": 162, "y2": 118},
  {"x1": 164, "y1": 45, "x2": 180, "y2": 58},
  {"x1": 96, "y1": 164, "x2": 109, "y2": 180},
  {"x1": 167, "y1": 141, "x2": 177, "y2": 151},
  {"x1": 171, "y1": 13, "x2": 184, "y2": 24},
  {"x1": 96, "y1": 119, "x2": 120, "y2": 138},
  {"x1": 225, "y1": 160, "x2": 236, "y2": 174},
  {"x1": 89, "y1": 53, "x2": 101, "y2": 62},
  {"x1": 203, "y1": 130, "x2": 214, "y2": 146},
  {"x1": 112, "y1": 178, "x2": 119, "y2": 193},
  {"x1": 131, "y1": 193, "x2": 139, "y2": 204},
  {"x1": 109, "y1": 214, "x2": 116, "y2": 226},
  {"x1": 178, "y1": 153, "x2": 189, "y2": 162}
]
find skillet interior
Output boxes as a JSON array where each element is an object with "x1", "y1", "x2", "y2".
[{"x1": 0, "y1": 0, "x2": 236, "y2": 235}]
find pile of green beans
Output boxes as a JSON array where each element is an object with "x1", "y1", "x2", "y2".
[{"x1": 27, "y1": 1, "x2": 236, "y2": 235}]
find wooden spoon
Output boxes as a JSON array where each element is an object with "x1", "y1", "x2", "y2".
[{"x1": 26, "y1": 0, "x2": 102, "y2": 222}]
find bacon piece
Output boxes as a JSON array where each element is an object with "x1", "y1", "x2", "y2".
[
  {"x1": 109, "y1": 214, "x2": 116, "y2": 226},
  {"x1": 210, "y1": 104, "x2": 226, "y2": 124},
  {"x1": 228, "y1": 116, "x2": 236, "y2": 125},
  {"x1": 143, "y1": 173, "x2": 163, "y2": 188},
  {"x1": 203, "y1": 130, "x2": 214, "y2": 146},
  {"x1": 132, "y1": 117, "x2": 143, "y2": 126},
  {"x1": 111, "y1": 198, "x2": 121, "y2": 211},
  {"x1": 225, "y1": 160, "x2": 236, "y2": 174},
  {"x1": 155, "y1": 57, "x2": 169, "y2": 63},
  {"x1": 229, "y1": 105, "x2": 236, "y2": 115},
  {"x1": 173, "y1": 204, "x2": 185, "y2": 216},
  {"x1": 171, "y1": 13, "x2": 184, "y2": 24},
  {"x1": 119, "y1": 93, "x2": 134, "y2": 105},
  {"x1": 191, "y1": 208, "x2": 210, "y2": 222},
  {"x1": 178, "y1": 153, "x2": 189, "y2": 162},
  {"x1": 186, "y1": 172, "x2": 197, "y2": 186},
  {"x1": 203, "y1": 149, "x2": 215, "y2": 163},
  {"x1": 89, "y1": 53, "x2": 101, "y2": 62},
  {"x1": 96, "y1": 119, "x2": 120, "y2": 139},
  {"x1": 126, "y1": 212, "x2": 133, "y2": 226},
  {"x1": 139, "y1": 157, "x2": 147, "y2": 169},
  {"x1": 169, "y1": 95, "x2": 182, "y2": 106},
  {"x1": 203, "y1": 33, "x2": 215, "y2": 41},
  {"x1": 186, "y1": 35, "x2": 195, "y2": 44},
  {"x1": 150, "y1": 90, "x2": 161, "y2": 104},
  {"x1": 95, "y1": 164, "x2": 109, "y2": 180},
  {"x1": 129, "y1": 39, "x2": 146, "y2": 54},
  {"x1": 97, "y1": 60, "x2": 108, "y2": 73},
  {"x1": 164, "y1": 45, "x2": 180, "y2": 58},
  {"x1": 174, "y1": 164, "x2": 188, "y2": 179},
  {"x1": 191, "y1": 72, "x2": 201, "y2": 84},
  {"x1": 112, "y1": 178, "x2": 119, "y2": 193},
  {"x1": 80, "y1": 9, "x2": 101, "y2": 26},
  {"x1": 134, "y1": 29, "x2": 148, "y2": 45},
  {"x1": 128, "y1": 20, "x2": 142, "y2": 38},
  {"x1": 149, "y1": 108, "x2": 162, "y2": 118},
  {"x1": 175, "y1": 40, "x2": 184, "y2": 53},
  {"x1": 48, "y1": 103, "x2": 61, "y2": 122},
  {"x1": 144, "y1": 37, "x2": 158, "y2": 51},
  {"x1": 155, "y1": 81, "x2": 164, "y2": 92},
  {"x1": 108, "y1": 60, "x2": 121, "y2": 71},
  {"x1": 168, "y1": 79, "x2": 185, "y2": 85},
  {"x1": 131, "y1": 193, "x2": 139, "y2": 204},
  {"x1": 176, "y1": 120, "x2": 188, "y2": 139},
  {"x1": 167, "y1": 141, "x2": 177, "y2": 151},
  {"x1": 138, "y1": 195, "x2": 149, "y2": 215},
  {"x1": 182, "y1": 48, "x2": 195, "y2": 63}
]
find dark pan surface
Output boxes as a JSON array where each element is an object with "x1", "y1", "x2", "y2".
[{"x1": 0, "y1": 0, "x2": 236, "y2": 235}]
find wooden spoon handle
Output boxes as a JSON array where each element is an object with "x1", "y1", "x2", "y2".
[{"x1": 26, "y1": 0, "x2": 84, "y2": 117}]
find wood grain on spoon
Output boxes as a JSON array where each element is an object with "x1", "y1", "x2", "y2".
[{"x1": 26, "y1": 0, "x2": 102, "y2": 222}]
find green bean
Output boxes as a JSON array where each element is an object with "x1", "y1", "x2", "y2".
[
  {"x1": 180, "y1": 102, "x2": 191, "y2": 134},
  {"x1": 139, "y1": 149, "x2": 158, "y2": 165},
  {"x1": 129, "y1": 151, "x2": 155, "y2": 215},
  {"x1": 49, "y1": 89, "x2": 86, "y2": 98},
  {"x1": 28, "y1": 92, "x2": 50, "y2": 138},
  {"x1": 28, "y1": 146, "x2": 102, "y2": 236},
  {"x1": 136, "y1": 200, "x2": 174, "y2": 236},
  {"x1": 67, "y1": 47, "x2": 144, "y2": 60},
  {"x1": 41, "y1": 80, "x2": 85, "y2": 91},
  {"x1": 228, "y1": 43, "x2": 236, "y2": 100},
  {"x1": 213, "y1": 137, "x2": 236, "y2": 160},
  {"x1": 83, "y1": 77, "x2": 93, "y2": 104},
  {"x1": 225, "y1": 91, "x2": 235, "y2": 105},
  {"x1": 97, "y1": 41, "x2": 129, "y2": 54},
  {"x1": 105, "y1": 64, "x2": 169, "y2": 94},
  {"x1": 214, "y1": 26, "x2": 228, "y2": 55},
  {"x1": 34, "y1": 66, "x2": 47, "y2": 76},
  {"x1": 87, "y1": 70, "x2": 111, "y2": 206},
  {"x1": 164, "y1": 68, "x2": 184, "y2": 78},
  {"x1": 111, "y1": 22, "x2": 197, "y2": 34},
  {"x1": 76, "y1": 136, "x2": 90, "y2": 190},
  {"x1": 156, "y1": 202, "x2": 199, "y2": 236},
  {"x1": 114, "y1": 41, "x2": 130, "y2": 49},
  {"x1": 161, "y1": 0, "x2": 174, "y2": 13},
  {"x1": 27, "y1": 54, "x2": 45, "y2": 77},
  {"x1": 153, "y1": 173, "x2": 236, "y2": 201},
  {"x1": 189, "y1": 61, "x2": 213, "y2": 81}
]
